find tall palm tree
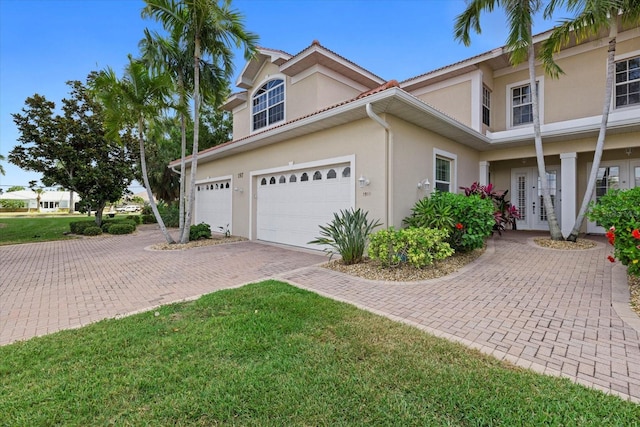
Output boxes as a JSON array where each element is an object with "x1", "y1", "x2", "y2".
[
  {"x1": 93, "y1": 57, "x2": 176, "y2": 244},
  {"x1": 139, "y1": 27, "x2": 228, "y2": 239},
  {"x1": 541, "y1": 0, "x2": 640, "y2": 241},
  {"x1": 455, "y1": 0, "x2": 564, "y2": 240},
  {"x1": 143, "y1": 0, "x2": 257, "y2": 243},
  {"x1": 140, "y1": 28, "x2": 192, "y2": 234}
]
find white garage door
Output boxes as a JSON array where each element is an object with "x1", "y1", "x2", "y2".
[
  {"x1": 195, "y1": 178, "x2": 232, "y2": 234},
  {"x1": 256, "y1": 164, "x2": 352, "y2": 249}
]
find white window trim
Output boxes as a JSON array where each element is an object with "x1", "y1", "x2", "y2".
[
  {"x1": 250, "y1": 74, "x2": 287, "y2": 134},
  {"x1": 612, "y1": 51, "x2": 640, "y2": 111},
  {"x1": 482, "y1": 84, "x2": 491, "y2": 127},
  {"x1": 506, "y1": 77, "x2": 544, "y2": 129},
  {"x1": 433, "y1": 148, "x2": 457, "y2": 193}
]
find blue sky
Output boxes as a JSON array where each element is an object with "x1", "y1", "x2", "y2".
[{"x1": 0, "y1": 0, "x2": 570, "y2": 190}]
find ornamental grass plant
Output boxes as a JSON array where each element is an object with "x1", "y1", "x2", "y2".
[{"x1": 309, "y1": 208, "x2": 381, "y2": 265}]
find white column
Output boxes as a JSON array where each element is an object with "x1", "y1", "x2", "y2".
[
  {"x1": 560, "y1": 152, "x2": 577, "y2": 238},
  {"x1": 479, "y1": 161, "x2": 490, "y2": 185}
]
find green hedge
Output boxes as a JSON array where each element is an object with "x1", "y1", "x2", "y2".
[
  {"x1": 108, "y1": 223, "x2": 136, "y2": 235},
  {"x1": 368, "y1": 227, "x2": 453, "y2": 268},
  {"x1": 70, "y1": 220, "x2": 98, "y2": 235},
  {"x1": 83, "y1": 226, "x2": 103, "y2": 236}
]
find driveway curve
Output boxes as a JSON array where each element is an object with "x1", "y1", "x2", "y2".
[{"x1": 1, "y1": 226, "x2": 639, "y2": 403}]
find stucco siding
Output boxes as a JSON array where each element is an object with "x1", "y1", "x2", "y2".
[
  {"x1": 416, "y1": 80, "x2": 473, "y2": 128},
  {"x1": 389, "y1": 116, "x2": 480, "y2": 228},
  {"x1": 189, "y1": 119, "x2": 388, "y2": 239}
]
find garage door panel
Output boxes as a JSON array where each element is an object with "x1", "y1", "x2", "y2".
[
  {"x1": 256, "y1": 164, "x2": 352, "y2": 249},
  {"x1": 195, "y1": 179, "x2": 231, "y2": 233}
]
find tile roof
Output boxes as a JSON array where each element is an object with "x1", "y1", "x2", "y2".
[{"x1": 170, "y1": 80, "x2": 403, "y2": 167}]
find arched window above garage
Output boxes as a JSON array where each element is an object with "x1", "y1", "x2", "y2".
[{"x1": 252, "y1": 79, "x2": 284, "y2": 131}]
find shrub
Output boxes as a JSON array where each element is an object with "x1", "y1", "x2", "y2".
[
  {"x1": 126, "y1": 215, "x2": 141, "y2": 224},
  {"x1": 158, "y1": 202, "x2": 180, "y2": 228},
  {"x1": 190, "y1": 223, "x2": 212, "y2": 240},
  {"x1": 141, "y1": 214, "x2": 157, "y2": 224},
  {"x1": 101, "y1": 220, "x2": 137, "y2": 234},
  {"x1": 460, "y1": 182, "x2": 521, "y2": 232},
  {"x1": 82, "y1": 226, "x2": 102, "y2": 236},
  {"x1": 588, "y1": 187, "x2": 640, "y2": 276},
  {"x1": 368, "y1": 227, "x2": 454, "y2": 268},
  {"x1": 70, "y1": 220, "x2": 97, "y2": 235},
  {"x1": 309, "y1": 208, "x2": 382, "y2": 265},
  {"x1": 0, "y1": 199, "x2": 26, "y2": 210},
  {"x1": 403, "y1": 191, "x2": 494, "y2": 252},
  {"x1": 403, "y1": 194, "x2": 455, "y2": 230},
  {"x1": 108, "y1": 223, "x2": 136, "y2": 235}
]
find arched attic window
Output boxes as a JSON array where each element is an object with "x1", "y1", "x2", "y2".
[{"x1": 252, "y1": 79, "x2": 284, "y2": 131}]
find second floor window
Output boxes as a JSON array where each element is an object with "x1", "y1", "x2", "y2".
[
  {"x1": 482, "y1": 85, "x2": 491, "y2": 126},
  {"x1": 615, "y1": 56, "x2": 640, "y2": 108},
  {"x1": 512, "y1": 83, "x2": 535, "y2": 126},
  {"x1": 253, "y1": 79, "x2": 284, "y2": 131}
]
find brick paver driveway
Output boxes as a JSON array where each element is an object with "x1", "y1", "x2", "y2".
[
  {"x1": 0, "y1": 225, "x2": 324, "y2": 346},
  {"x1": 2, "y1": 226, "x2": 640, "y2": 403}
]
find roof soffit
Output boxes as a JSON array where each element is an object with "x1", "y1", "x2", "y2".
[{"x1": 236, "y1": 48, "x2": 292, "y2": 89}]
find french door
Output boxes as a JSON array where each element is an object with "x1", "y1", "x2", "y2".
[
  {"x1": 587, "y1": 159, "x2": 640, "y2": 234},
  {"x1": 511, "y1": 166, "x2": 561, "y2": 230}
]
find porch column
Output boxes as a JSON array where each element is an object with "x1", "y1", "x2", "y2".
[
  {"x1": 479, "y1": 161, "x2": 490, "y2": 185},
  {"x1": 560, "y1": 152, "x2": 577, "y2": 238}
]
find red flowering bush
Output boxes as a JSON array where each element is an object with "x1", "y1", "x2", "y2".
[
  {"x1": 604, "y1": 227, "x2": 640, "y2": 276},
  {"x1": 588, "y1": 187, "x2": 640, "y2": 277}
]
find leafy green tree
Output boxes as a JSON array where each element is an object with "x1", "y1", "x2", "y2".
[
  {"x1": 0, "y1": 154, "x2": 5, "y2": 176},
  {"x1": 9, "y1": 78, "x2": 137, "y2": 226},
  {"x1": 454, "y1": 0, "x2": 564, "y2": 240},
  {"x1": 6, "y1": 186, "x2": 25, "y2": 192},
  {"x1": 143, "y1": 0, "x2": 257, "y2": 243},
  {"x1": 541, "y1": 0, "x2": 640, "y2": 241},
  {"x1": 94, "y1": 56, "x2": 176, "y2": 243}
]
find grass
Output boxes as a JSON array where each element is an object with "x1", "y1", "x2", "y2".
[
  {"x1": 0, "y1": 215, "x2": 87, "y2": 245},
  {"x1": 1, "y1": 281, "x2": 637, "y2": 426}
]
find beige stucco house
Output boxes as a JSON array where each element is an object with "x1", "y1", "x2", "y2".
[{"x1": 170, "y1": 25, "x2": 640, "y2": 249}]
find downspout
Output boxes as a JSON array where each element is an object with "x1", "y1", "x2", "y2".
[{"x1": 366, "y1": 103, "x2": 393, "y2": 228}]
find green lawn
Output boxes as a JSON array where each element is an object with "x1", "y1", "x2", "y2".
[
  {"x1": 0, "y1": 215, "x2": 87, "y2": 245},
  {"x1": 1, "y1": 281, "x2": 637, "y2": 426}
]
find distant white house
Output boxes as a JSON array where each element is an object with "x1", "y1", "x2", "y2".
[{"x1": 0, "y1": 190, "x2": 80, "y2": 212}]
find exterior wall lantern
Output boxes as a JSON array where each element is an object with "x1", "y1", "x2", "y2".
[
  {"x1": 417, "y1": 179, "x2": 430, "y2": 190},
  {"x1": 358, "y1": 175, "x2": 370, "y2": 188}
]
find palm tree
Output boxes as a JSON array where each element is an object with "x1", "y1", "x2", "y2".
[
  {"x1": 139, "y1": 27, "x2": 228, "y2": 239},
  {"x1": 143, "y1": 0, "x2": 257, "y2": 243},
  {"x1": 455, "y1": 0, "x2": 564, "y2": 240},
  {"x1": 139, "y1": 28, "x2": 192, "y2": 235},
  {"x1": 93, "y1": 57, "x2": 176, "y2": 244},
  {"x1": 541, "y1": 0, "x2": 640, "y2": 241}
]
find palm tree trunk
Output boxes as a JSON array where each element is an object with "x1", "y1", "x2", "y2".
[
  {"x1": 566, "y1": 21, "x2": 617, "y2": 242},
  {"x1": 180, "y1": 36, "x2": 202, "y2": 244},
  {"x1": 179, "y1": 112, "x2": 186, "y2": 233},
  {"x1": 138, "y1": 119, "x2": 175, "y2": 244},
  {"x1": 529, "y1": 37, "x2": 563, "y2": 240}
]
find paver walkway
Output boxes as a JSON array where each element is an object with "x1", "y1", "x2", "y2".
[{"x1": 1, "y1": 226, "x2": 639, "y2": 403}]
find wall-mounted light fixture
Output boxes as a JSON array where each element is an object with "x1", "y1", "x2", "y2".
[
  {"x1": 417, "y1": 179, "x2": 430, "y2": 190},
  {"x1": 358, "y1": 175, "x2": 370, "y2": 188},
  {"x1": 626, "y1": 147, "x2": 633, "y2": 156},
  {"x1": 234, "y1": 187, "x2": 243, "y2": 193}
]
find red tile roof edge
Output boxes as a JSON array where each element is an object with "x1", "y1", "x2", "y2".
[{"x1": 169, "y1": 81, "x2": 402, "y2": 167}]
